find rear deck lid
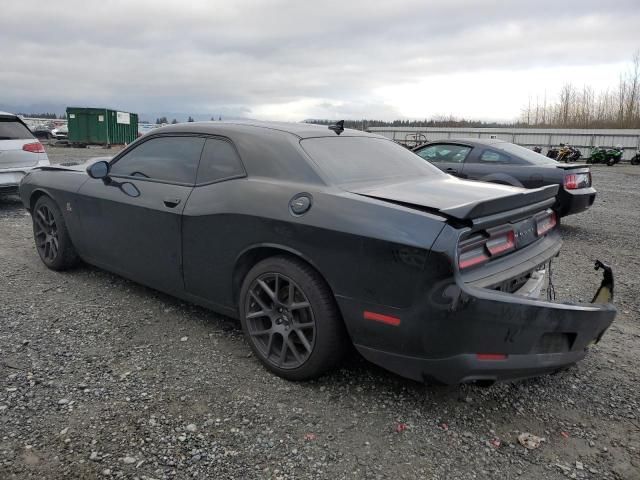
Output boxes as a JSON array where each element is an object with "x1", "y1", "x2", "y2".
[{"x1": 348, "y1": 176, "x2": 558, "y2": 221}]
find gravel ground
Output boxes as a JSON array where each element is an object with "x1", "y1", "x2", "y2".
[{"x1": 1, "y1": 147, "x2": 639, "y2": 479}]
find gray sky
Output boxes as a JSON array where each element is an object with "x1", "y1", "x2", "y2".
[{"x1": 1, "y1": 0, "x2": 639, "y2": 121}]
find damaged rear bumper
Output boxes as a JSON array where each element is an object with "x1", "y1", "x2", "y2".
[
  {"x1": 357, "y1": 348, "x2": 591, "y2": 385},
  {"x1": 345, "y1": 264, "x2": 616, "y2": 385}
]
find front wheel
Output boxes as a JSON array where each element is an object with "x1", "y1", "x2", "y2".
[
  {"x1": 239, "y1": 256, "x2": 348, "y2": 380},
  {"x1": 631, "y1": 155, "x2": 640, "y2": 166},
  {"x1": 32, "y1": 196, "x2": 80, "y2": 270}
]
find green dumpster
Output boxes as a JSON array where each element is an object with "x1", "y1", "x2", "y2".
[{"x1": 66, "y1": 107, "x2": 139, "y2": 146}]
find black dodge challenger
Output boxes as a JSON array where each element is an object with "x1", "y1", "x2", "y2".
[
  {"x1": 18, "y1": 121, "x2": 616, "y2": 385},
  {"x1": 413, "y1": 138, "x2": 596, "y2": 217}
]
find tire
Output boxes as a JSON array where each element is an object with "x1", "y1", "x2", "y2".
[
  {"x1": 239, "y1": 255, "x2": 348, "y2": 381},
  {"x1": 32, "y1": 196, "x2": 80, "y2": 270},
  {"x1": 607, "y1": 158, "x2": 615, "y2": 166},
  {"x1": 631, "y1": 156, "x2": 640, "y2": 166}
]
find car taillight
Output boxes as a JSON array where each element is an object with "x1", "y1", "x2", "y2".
[
  {"x1": 458, "y1": 209, "x2": 557, "y2": 271},
  {"x1": 486, "y1": 228, "x2": 515, "y2": 256},
  {"x1": 564, "y1": 172, "x2": 591, "y2": 189},
  {"x1": 22, "y1": 142, "x2": 45, "y2": 153},
  {"x1": 458, "y1": 248, "x2": 489, "y2": 269},
  {"x1": 535, "y1": 210, "x2": 557, "y2": 236},
  {"x1": 458, "y1": 235, "x2": 490, "y2": 270}
]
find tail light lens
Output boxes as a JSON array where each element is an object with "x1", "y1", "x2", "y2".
[
  {"x1": 458, "y1": 235, "x2": 490, "y2": 270},
  {"x1": 22, "y1": 142, "x2": 45, "y2": 153},
  {"x1": 535, "y1": 210, "x2": 557, "y2": 236},
  {"x1": 564, "y1": 172, "x2": 591, "y2": 189},
  {"x1": 486, "y1": 228, "x2": 515, "y2": 256},
  {"x1": 459, "y1": 247, "x2": 489, "y2": 270},
  {"x1": 458, "y1": 209, "x2": 557, "y2": 271}
]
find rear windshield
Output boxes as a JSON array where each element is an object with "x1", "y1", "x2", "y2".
[
  {"x1": 0, "y1": 118, "x2": 34, "y2": 140},
  {"x1": 300, "y1": 136, "x2": 444, "y2": 185},
  {"x1": 493, "y1": 142, "x2": 558, "y2": 165}
]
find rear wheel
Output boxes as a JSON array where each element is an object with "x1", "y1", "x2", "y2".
[
  {"x1": 239, "y1": 256, "x2": 348, "y2": 380},
  {"x1": 32, "y1": 196, "x2": 80, "y2": 270}
]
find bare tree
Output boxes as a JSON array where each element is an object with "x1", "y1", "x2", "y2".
[
  {"x1": 520, "y1": 51, "x2": 640, "y2": 128},
  {"x1": 624, "y1": 50, "x2": 639, "y2": 126}
]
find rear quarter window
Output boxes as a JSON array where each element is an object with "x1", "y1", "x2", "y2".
[
  {"x1": 472, "y1": 149, "x2": 515, "y2": 164},
  {"x1": 196, "y1": 138, "x2": 245, "y2": 184},
  {"x1": 0, "y1": 118, "x2": 34, "y2": 140}
]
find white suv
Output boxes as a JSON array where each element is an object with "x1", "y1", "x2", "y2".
[{"x1": 0, "y1": 112, "x2": 50, "y2": 195}]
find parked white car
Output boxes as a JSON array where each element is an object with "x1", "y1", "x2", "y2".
[{"x1": 0, "y1": 112, "x2": 50, "y2": 195}]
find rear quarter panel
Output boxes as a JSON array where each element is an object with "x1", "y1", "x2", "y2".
[{"x1": 181, "y1": 178, "x2": 447, "y2": 316}]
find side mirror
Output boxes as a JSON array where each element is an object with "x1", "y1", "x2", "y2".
[{"x1": 87, "y1": 160, "x2": 110, "y2": 180}]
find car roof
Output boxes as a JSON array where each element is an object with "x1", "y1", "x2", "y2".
[
  {"x1": 0, "y1": 111, "x2": 19, "y2": 119},
  {"x1": 154, "y1": 120, "x2": 379, "y2": 140},
  {"x1": 424, "y1": 137, "x2": 507, "y2": 147}
]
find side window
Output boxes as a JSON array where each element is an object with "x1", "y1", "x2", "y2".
[
  {"x1": 415, "y1": 144, "x2": 471, "y2": 164},
  {"x1": 196, "y1": 138, "x2": 245, "y2": 184},
  {"x1": 110, "y1": 136, "x2": 205, "y2": 184},
  {"x1": 477, "y1": 149, "x2": 512, "y2": 164}
]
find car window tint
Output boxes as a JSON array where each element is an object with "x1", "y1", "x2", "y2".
[
  {"x1": 477, "y1": 149, "x2": 512, "y2": 164},
  {"x1": 416, "y1": 144, "x2": 470, "y2": 164},
  {"x1": 110, "y1": 136, "x2": 204, "y2": 184},
  {"x1": 0, "y1": 118, "x2": 34, "y2": 140},
  {"x1": 196, "y1": 138, "x2": 245, "y2": 184},
  {"x1": 300, "y1": 137, "x2": 444, "y2": 185}
]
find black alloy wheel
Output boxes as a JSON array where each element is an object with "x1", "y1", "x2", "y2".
[
  {"x1": 32, "y1": 196, "x2": 80, "y2": 270},
  {"x1": 239, "y1": 256, "x2": 348, "y2": 380},
  {"x1": 245, "y1": 272, "x2": 316, "y2": 369},
  {"x1": 34, "y1": 203, "x2": 59, "y2": 263}
]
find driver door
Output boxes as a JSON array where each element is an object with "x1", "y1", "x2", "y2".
[{"x1": 75, "y1": 135, "x2": 204, "y2": 294}]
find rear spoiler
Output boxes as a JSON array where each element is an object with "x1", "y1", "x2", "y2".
[
  {"x1": 554, "y1": 163, "x2": 590, "y2": 170},
  {"x1": 440, "y1": 184, "x2": 558, "y2": 220}
]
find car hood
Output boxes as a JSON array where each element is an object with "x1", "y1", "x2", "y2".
[{"x1": 347, "y1": 176, "x2": 558, "y2": 220}]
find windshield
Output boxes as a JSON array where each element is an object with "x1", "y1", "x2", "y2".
[
  {"x1": 300, "y1": 136, "x2": 445, "y2": 185},
  {"x1": 0, "y1": 118, "x2": 34, "y2": 140},
  {"x1": 493, "y1": 142, "x2": 558, "y2": 165}
]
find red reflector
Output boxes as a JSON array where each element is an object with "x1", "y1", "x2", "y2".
[
  {"x1": 363, "y1": 311, "x2": 401, "y2": 326},
  {"x1": 22, "y1": 142, "x2": 45, "y2": 153},
  {"x1": 476, "y1": 353, "x2": 508, "y2": 361}
]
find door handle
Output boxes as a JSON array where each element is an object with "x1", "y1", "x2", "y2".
[
  {"x1": 163, "y1": 197, "x2": 181, "y2": 208},
  {"x1": 445, "y1": 168, "x2": 458, "y2": 174}
]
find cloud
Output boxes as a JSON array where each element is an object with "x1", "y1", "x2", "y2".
[{"x1": 0, "y1": 0, "x2": 638, "y2": 120}]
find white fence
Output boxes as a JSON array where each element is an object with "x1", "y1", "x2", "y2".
[{"x1": 367, "y1": 127, "x2": 640, "y2": 160}]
